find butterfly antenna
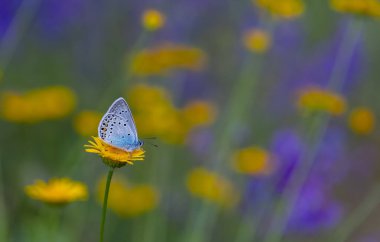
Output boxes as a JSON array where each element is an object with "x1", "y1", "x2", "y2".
[
  {"x1": 145, "y1": 141, "x2": 159, "y2": 148},
  {"x1": 142, "y1": 137, "x2": 158, "y2": 148}
]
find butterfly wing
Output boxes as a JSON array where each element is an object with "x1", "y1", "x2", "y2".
[
  {"x1": 98, "y1": 98, "x2": 140, "y2": 150},
  {"x1": 106, "y1": 97, "x2": 138, "y2": 138}
]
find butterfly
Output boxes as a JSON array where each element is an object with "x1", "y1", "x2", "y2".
[{"x1": 98, "y1": 97, "x2": 143, "y2": 151}]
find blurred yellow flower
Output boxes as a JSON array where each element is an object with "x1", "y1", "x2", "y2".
[
  {"x1": 243, "y1": 29, "x2": 271, "y2": 53},
  {"x1": 97, "y1": 175, "x2": 159, "y2": 217},
  {"x1": 1, "y1": 86, "x2": 76, "y2": 123},
  {"x1": 25, "y1": 178, "x2": 88, "y2": 205},
  {"x1": 85, "y1": 137, "x2": 145, "y2": 168},
  {"x1": 128, "y1": 83, "x2": 170, "y2": 110},
  {"x1": 232, "y1": 146, "x2": 273, "y2": 175},
  {"x1": 73, "y1": 111, "x2": 102, "y2": 137},
  {"x1": 130, "y1": 43, "x2": 206, "y2": 76},
  {"x1": 255, "y1": 0, "x2": 305, "y2": 19},
  {"x1": 142, "y1": 9, "x2": 166, "y2": 31},
  {"x1": 186, "y1": 167, "x2": 239, "y2": 208},
  {"x1": 297, "y1": 86, "x2": 346, "y2": 116},
  {"x1": 348, "y1": 107, "x2": 376, "y2": 135},
  {"x1": 127, "y1": 84, "x2": 216, "y2": 144},
  {"x1": 331, "y1": 0, "x2": 380, "y2": 17},
  {"x1": 128, "y1": 84, "x2": 184, "y2": 143},
  {"x1": 182, "y1": 100, "x2": 217, "y2": 127}
]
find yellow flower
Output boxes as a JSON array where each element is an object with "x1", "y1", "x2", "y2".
[
  {"x1": 128, "y1": 84, "x2": 173, "y2": 111},
  {"x1": 186, "y1": 167, "x2": 239, "y2": 208},
  {"x1": 255, "y1": 0, "x2": 305, "y2": 19},
  {"x1": 232, "y1": 146, "x2": 273, "y2": 175},
  {"x1": 297, "y1": 86, "x2": 347, "y2": 116},
  {"x1": 127, "y1": 84, "x2": 216, "y2": 144},
  {"x1": 348, "y1": 107, "x2": 376, "y2": 135},
  {"x1": 25, "y1": 178, "x2": 88, "y2": 205},
  {"x1": 182, "y1": 100, "x2": 217, "y2": 127},
  {"x1": 142, "y1": 9, "x2": 166, "y2": 31},
  {"x1": 97, "y1": 175, "x2": 159, "y2": 217},
  {"x1": 331, "y1": 0, "x2": 380, "y2": 17},
  {"x1": 128, "y1": 84, "x2": 185, "y2": 143},
  {"x1": 243, "y1": 29, "x2": 271, "y2": 53},
  {"x1": 73, "y1": 111, "x2": 102, "y2": 137},
  {"x1": 129, "y1": 43, "x2": 206, "y2": 76},
  {"x1": 1, "y1": 86, "x2": 76, "y2": 123},
  {"x1": 85, "y1": 137, "x2": 145, "y2": 168}
]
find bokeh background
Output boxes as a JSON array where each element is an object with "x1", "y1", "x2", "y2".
[{"x1": 1, "y1": 0, "x2": 380, "y2": 241}]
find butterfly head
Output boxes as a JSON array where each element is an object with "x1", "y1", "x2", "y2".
[{"x1": 138, "y1": 140, "x2": 144, "y2": 147}]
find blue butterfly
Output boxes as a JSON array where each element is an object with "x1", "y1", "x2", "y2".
[{"x1": 98, "y1": 97, "x2": 143, "y2": 151}]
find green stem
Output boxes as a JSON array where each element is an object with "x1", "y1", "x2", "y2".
[
  {"x1": 0, "y1": 157, "x2": 7, "y2": 242},
  {"x1": 332, "y1": 183, "x2": 380, "y2": 242},
  {"x1": 235, "y1": 214, "x2": 257, "y2": 242},
  {"x1": 327, "y1": 19, "x2": 364, "y2": 91},
  {"x1": 47, "y1": 206, "x2": 62, "y2": 241},
  {"x1": 100, "y1": 168, "x2": 114, "y2": 242},
  {"x1": 232, "y1": 21, "x2": 276, "y2": 242}
]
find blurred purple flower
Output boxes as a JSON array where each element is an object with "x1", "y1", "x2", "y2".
[
  {"x1": 266, "y1": 128, "x2": 346, "y2": 233},
  {"x1": 240, "y1": 128, "x2": 345, "y2": 233},
  {"x1": 177, "y1": 72, "x2": 216, "y2": 104},
  {"x1": 271, "y1": 129, "x2": 304, "y2": 167},
  {"x1": 272, "y1": 22, "x2": 304, "y2": 60},
  {"x1": 271, "y1": 126, "x2": 347, "y2": 192},
  {"x1": 35, "y1": 0, "x2": 88, "y2": 40},
  {"x1": 287, "y1": 179, "x2": 343, "y2": 233},
  {"x1": 0, "y1": 0, "x2": 22, "y2": 38},
  {"x1": 270, "y1": 129, "x2": 304, "y2": 192},
  {"x1": 240, "y1": 130, "x2": 303, "y2": 210},
  {"x1": 240, "y1": 176, "x2": 271, "y2": 212},
  {"x1": 0, "y1": 0, "x2": 88, "y2": 42},
  {"x1": 315, "y1": 126, "x2": 348, "y2": 182}
]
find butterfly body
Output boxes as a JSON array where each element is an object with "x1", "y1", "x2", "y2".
[{"x1": 98, "y1": 97, "x2": 143, "y2": 151}]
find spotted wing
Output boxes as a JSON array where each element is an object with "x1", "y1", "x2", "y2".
[
  {"x1": 98, "y1": 113, "x2": 138, "y2": 149},
  {"x1": 106, "y1": 97, "x2": 138, "y2": 138}
]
